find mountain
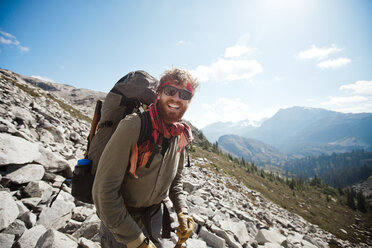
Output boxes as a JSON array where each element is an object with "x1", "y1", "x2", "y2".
[
  {"x1": 218, "y1": 135, "x2": 287, "y2": 166},
  {"x1": 201, "y1": 119, "x2": 263, "y2": 143},
  {"x1": 246, "y1": 106, "x2": 372, "y2": 155}
]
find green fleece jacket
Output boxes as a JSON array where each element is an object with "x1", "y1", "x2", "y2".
[{"x1": 92, "y1": 113, "x2": 187, "y2": 244}]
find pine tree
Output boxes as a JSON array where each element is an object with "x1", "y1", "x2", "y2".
[{"x1": 357, "y1": 191, "x2": 367, "y2": 212}]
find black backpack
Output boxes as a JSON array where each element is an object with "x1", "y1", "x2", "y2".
[{"x1": 70, "y1": 70, "x2": 158, "y2": 204}]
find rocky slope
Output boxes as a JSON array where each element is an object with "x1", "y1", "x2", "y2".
[{"x1": 0, "y1": 69, "x2": 368, "y2": 247}]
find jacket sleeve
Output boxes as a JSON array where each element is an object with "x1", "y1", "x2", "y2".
[
  {"x1": 92, "y1": 115, "x2": 141, "y2": 244},
  {"x1": 169, "y1": 149, "x2": 188, "y2": 214}
]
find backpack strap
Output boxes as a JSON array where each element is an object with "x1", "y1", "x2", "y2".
[{"x1": 138, "y1": 111, "x2": 152, "y2": 145}]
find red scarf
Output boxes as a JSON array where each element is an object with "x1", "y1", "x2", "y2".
[{"x1": 129, "y1": 100, "x2": 192, "y2": 178}]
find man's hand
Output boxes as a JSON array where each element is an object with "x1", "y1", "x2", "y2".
[{"x1": 176, "y1": 212, "x2": 195, "y2": 244}]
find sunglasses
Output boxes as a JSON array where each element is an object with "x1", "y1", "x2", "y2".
[{"x1": 162, "y1": 85, "x2": 192, "y2": 100}]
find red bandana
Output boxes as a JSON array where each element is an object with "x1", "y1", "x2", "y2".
[{"x1": 129, "y1": 100, "x2": 193, "y2": 178}]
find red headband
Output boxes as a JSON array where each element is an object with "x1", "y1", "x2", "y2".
[{"x1": 160, "y1": 81, "x2": 193, "y2": 94}]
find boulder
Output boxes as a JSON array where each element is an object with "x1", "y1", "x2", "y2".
[
  {"x1": 256, "y1": 228, "x2": 286, "y2": 245},
  {"x1": 35, "y1": 229, "x2": 78, "y2": 248},
  {"x1": 24, "y1": 180, "x2": 54, "y2": 203},
  {"x1": 19, "y1": 212, "x2": 37, "y2": 228},
  {"x1": 2, "y1": 219, "x2": 27, "y2": 239},
  {"x1": 0, "y1": 191, "x2": 19, "y2": 230},
  {"x1": 0, "y1": 233, "x2": 15, "y2": 248},
  {"x1": 199, "y1": 226, "x2": 226, "y2": 248},
  {"x1": 0, "y1": 133, "x2": 40, "y2": 165},
  {"x1": 35, "y1": 147, "x2": 70, "y2": 172},
  {"x1": 5, "y1": 164, "x2": 45, "y2": 184},
  {"x1": 17, "y1": 225, "x2": 47, "y2": 248}
]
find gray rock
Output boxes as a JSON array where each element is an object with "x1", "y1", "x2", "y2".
[
  {"x1": 6, "y1": 164, "x2": 45, "y2": 184},
  {"x1": 0, "y1": 191, "x2": 19, "y2": 230},
  {"x1": 72, "y1": 219, "x2": 101, "y2": 240},
  {"x1": 0, "y1": 233, "x2": 15, "y2": 248},
  {"x1": 19, "y1": 211, "x2": 37, "y2": 228},
  {"x1": 35, "y1": 147, "x2": 70, "y2": 172},
  {"x1": 17, "y1": 225, "x2": 47, "y2": 248},
  {"x1": 35, "y1": 229, "x2": 78, "y2": 248},
  {"x1": 219, "y1": 220, "x2": 250, "y2": 245},
  {"x1": 2, "y1": 219, "x2": 27, "y2": 239},
  {"x1": 72, "y1": 206, "x2": 95, "y2": 222},
  {"x1": 255, "y1": 228, "x2": 286, "y2": 245},
  {"x1": 58, "y1": 219, "x2": 83, "y2": 234},
  {"x1": 78, "y1": 237, "x2": 101, "y2": 248},
  {"x1": 21, "y1": 197, "x2": 42, "y2": 209},
  {"x1": 37, "y1": 197, "x2": 75, "y2": 229},
  {"x1": 211, "y1": 224, "x2": 242, "y2": 248},
  {"x1": 199, "y1": 226, "x2": 226, "y2": 248},
  {"x1": 24, "y1": 181, "x2": 54, "y2": 203},
  {"x1": 15, "y1": 201, "x2": 29, "y2": 218},
  {"x1": 0, "y1": 133, "x2": 40, "y2": 165},
  {"x1": 186, "y1": 238, "x2": 207, "y2": 248}
]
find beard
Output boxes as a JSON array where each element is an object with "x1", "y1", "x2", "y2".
[{"x1": 157, "y1": 97, "x2": 188, "y2": 124}]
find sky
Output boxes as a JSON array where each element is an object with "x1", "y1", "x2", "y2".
[{"x1": 1, "y1": 0, "x2": 371, "y2": 129}]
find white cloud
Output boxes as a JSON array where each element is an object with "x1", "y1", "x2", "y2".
[
  {"x1": 191, "y1": 58, "x2": 263, "y2": 82},
  {"x1": 0, "y1": 30, "x2": 29, "y2": 52},
  {"x1": 317, "y1": 58, "x2": 351, "y2": 69},
  {"x1": 340, "y1": 80, "x2": 372, "y2": 95},
  {"x1": 224, "y1": 45, "x2": 254, "y2": 58},
  {"x1": 0, "y1": 36, "x2": 12, "y2": 45},
  {"x1": 321, "y1": 95, "x2": 368, "y2": 107},
  {"x1": 298, "y1": 44, "x2": 341, "y2": 60}
]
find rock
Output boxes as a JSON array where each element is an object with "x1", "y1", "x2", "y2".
[
  {"x1": 0, "y1": 191, "x2": 19, "y2": 230},
  {"x1": 24, "y1": 181, "x2": 53, "y2": 203},
  {"x1": 186, "y1": 238, "x2": 207, "y2": 248},
  {"x1": 0, "y1": 233, "x2": 15, "y2": 248},
  {"x1": 58, "y1": 219, "x2": 83, "y2": 234},
  {"x1": 199, "y1": 226, "x2": 226, "y2": 248},
  {"x1": 210, "y1": 224, "x2": 242, "y2": 248},
  {"x1": 5, "y1": 164, "x2": 45, "y2": 184},
  {"x1": 15, "y1": 201, "x2": 30, "y2": 218},
  {"x1": 35, "y1": 229, "x2": 78, "y2": 248},
  {"x1": 21, "y1": 197, "x2": 42, "y2": 210},
  {"x1": 35, "y1": 147, "x2": 70, "y2": 172},
  {"x1": 72, "y1": 218, "x2": 101, "y2": 240},
  {"x1": 19, "y1": 212, "x2": 37, "y2": 228},
  {"x1": 219, "y1": 220, "x2": 250, "y2": 245},
  {"x1": 37, "y1": 196, "x2": 75, "y2": 229},
  {"x1": 0, "y1": 133, "x2": 40, "y2": 165},
  {"x1": 17, "y1": 225, "x2": 47, "y2": 248},
  {"x1": 72, "y1": 206, "x2": 95, "y2": 222},
  {"x1": 256, "y1": 228, "x2": 286, "y2": 245},
  {"x1": 2, "y1": 219, "x2": 27, "y2": 239},
  {"x1": 78, "y1": 237, "x2": 101, "y2": 248}
]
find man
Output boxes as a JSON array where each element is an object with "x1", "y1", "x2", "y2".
[{"x1": 92, "y1": 68, "x2": 199, "y2": 248}]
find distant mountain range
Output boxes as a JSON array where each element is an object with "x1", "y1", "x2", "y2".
[{"x1": 203, "y1": 107, "x2": 372, "y2": 162}]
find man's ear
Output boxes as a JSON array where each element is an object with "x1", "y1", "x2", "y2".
[{"x1": 157, "y1": 92, "x2": 161, "y2": 100}]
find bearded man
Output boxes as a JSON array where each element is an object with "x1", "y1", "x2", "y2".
[{"x1": 93, "y1": 68, "x2": 199, "y2": 248}]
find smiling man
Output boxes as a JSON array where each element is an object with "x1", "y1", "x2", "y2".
[{"x1": 93, "y1": 68, "x2": 199, "y2": 248}]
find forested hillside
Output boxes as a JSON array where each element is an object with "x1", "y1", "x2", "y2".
[{"x1": 284, "y1": 150, "x2": 372, "y2": 188}]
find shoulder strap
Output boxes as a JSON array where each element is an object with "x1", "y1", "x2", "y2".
[{"x1": 138, "y1": 111, "x2": 152, "y2": 145}]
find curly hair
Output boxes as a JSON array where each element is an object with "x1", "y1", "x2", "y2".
[{"x1": 157, "y1": 68, "x2": 199, "y2": 94}]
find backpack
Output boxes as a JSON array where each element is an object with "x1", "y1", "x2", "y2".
[{"x1": 70, "y1": 70, "x2": 158, "y2": 204}]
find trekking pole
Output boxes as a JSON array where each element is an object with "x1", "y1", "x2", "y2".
[{"x1": 84, "y1": 100, "x2": 102, "y2": 158}]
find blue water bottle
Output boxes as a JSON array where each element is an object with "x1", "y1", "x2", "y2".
[{"x1": 74, "y1": 158, "x2": 92, "y2": 176}]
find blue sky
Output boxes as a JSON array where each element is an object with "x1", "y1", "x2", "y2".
[{"x1": 1, "y1": 0, "x2": 371, "y2": 128}]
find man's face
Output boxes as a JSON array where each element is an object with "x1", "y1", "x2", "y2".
[{"x1": 157, "y1": 81, "x2": 192, "y2": 124}]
